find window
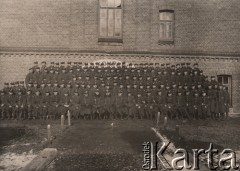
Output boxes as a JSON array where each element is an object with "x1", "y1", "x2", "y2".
[
  {"x1": 99, "y1": 0, "x2": 122, "y2": 42},
  {"x1": 159, "y1": 10, "x2": 174, "y2": 44},
  {"x1": 218, "y1": 75, "x2": 232, "y2": 106}
]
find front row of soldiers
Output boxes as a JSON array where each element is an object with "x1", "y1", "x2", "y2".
[{"x1": 0, "y1": 82, "x2": 230, "y2": 120}]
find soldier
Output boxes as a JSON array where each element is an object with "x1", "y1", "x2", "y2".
[
  {"x1": 25, "y1": 68, "x2": 34, "y2": 86},
  {"x1": 223, "y1": 86, "x2": 230, "y2": 119},
  {"x1": 6, "y1": 90, "x2": 15, "y2": 119},
  {"x1": 104, "y1": 91, "x2": 115, "y2": 119},
  {"x1": 126, "y1": 92, "x2": 136, "y2": 119},
  {"x1": 32, "y1": 90, "x2": 42, "y2": 119},
  {"x1": 26, "y1": 89, "x2": 33, "y2": 119},
  {"x1": 176, "y1": 91, "x2": 185, "y2": 119},
  {"x1": 0, "y1": 91, "x2": 7, "y2": 119},
  {"x1": 33, "y1": 67, "x2": 41, "y2": 84},
  {"x1": 40, "y1": 61, "x2": 47, "y2": 72},
  {"x1": 155, "y1": 90, "x2": 166, "y2": 118},
  {"x1": 210, "y1": 76, "x2": 218, "y2": 87},
  {"x1": 81, "y1": 91, "x2": 92, "y2": 120},
  {"x1": 47, "y1": 62, "x2": 55, "y2": 71},
  {"x1": 165, "y1": 92, "x2": 175, "y2": 119},
  {"x1": 92, "y1": 90, "x2": 104, "y2": 119},
  {"x1": 200, "y1": 91, "x2": 209, "y2": 119},
  {"x1": 32, "y1": 61, "x2": 39, "y2": 71},
  {"x1": 15, "y1": 90, "x2": 26, "y2": 120},
  {"x1": 60, "y1": 91, "x2": 71, "y2": 117},
  {"x1": 207, "y1": 85, "x2": 216, "y2": 119},
  {"x1": 217, "y1": 84, "x2": 226, "y2": 119},
  {"x1": 135, "y1": 93, "x2": 144, "y2": 120},
  {"x1": 183, "y1": 90, "x2": 192, "y2": 119},
  {"x1": 192, "y1": 63, "x2": 200, "y2": 75},
  {"x1": 191, "y1": 92, "x2": 201, "y2": 120},
  {"x1": 145, "y1": 91, "x2": 155, "y2": 120},
  {"x1": 50, "y1": 89, "x2": 61, "y2": 119},
  {"x1": 41, "y1": 91, "x2": 51, "y2": 119},
  {"x1": 115, "y1": 91, "x2": 127, "y2": 120},
  {"x1": 70, "y1": 91, "x2": 81, "y2": 119}
]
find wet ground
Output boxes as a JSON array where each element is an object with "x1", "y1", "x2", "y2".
[
  {"x1": 44, "y1": 120, "x2": 159, "y2": 171},
  {"x1": 0, "y1": 127, "x2": 26, "y2": 152}
]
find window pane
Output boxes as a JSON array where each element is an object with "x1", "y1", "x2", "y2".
[
  {"x1": 166, "y1": 22, "x2": 173, "y2": 39},
  {"x1": 115, "y1": 28, "x2": 121, "y2": 37},
  {"x1": 100, "y1": 9, "x2": 107, "y2": 37},
  {"x1": 224, "y1": 76, "x2": 229, "y2": 84},
  {"x1": 114, "y1": 0, "x2": 121, "y2": 8},
  {"x1": 100, "y1": 0, "x2": 108, "y2": 7},
  {"x1": 160, "y1": 12, "x2": 174, "y2": 21},
  {"x1": 218, "y1": 76, "x2": 222, "y2": 83},
  {"x1": 100, "y1": 19, "x2": 107, "y2": 37},
  {"x1": 108, "y1": 9, "x2": 114, "y2": 36},
  {"x1": 115, "y1": 9, "x2": 122, "y2": 36},
  {"x1": 159, "y1": 23, "x2": 165, "y2": 39},
  {"x1": 108, "y1": 0, "x2": 115, "y2": 7},
  {"x1": 100, "y1": 9, "x2": 107, "y2": 18}
]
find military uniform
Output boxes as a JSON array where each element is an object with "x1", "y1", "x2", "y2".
[{"x1": 70, "y1": 91, "x2": 81, "y2": 119}]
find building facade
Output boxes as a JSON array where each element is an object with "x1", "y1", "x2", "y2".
[{"x1": 0, "y1": 0, "x2": 240, "y2": 113}]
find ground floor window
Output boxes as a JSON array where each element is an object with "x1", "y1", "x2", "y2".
[{"x1": 217, "y1": 75, "x2": 232, "y2": 106}]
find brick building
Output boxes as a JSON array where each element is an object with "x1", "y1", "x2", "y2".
[{"x1": 0, "y1": 0, "x2": 240, "y2": 113}]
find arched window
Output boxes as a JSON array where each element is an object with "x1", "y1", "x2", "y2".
[
  {"x1": 159, "y1": 10, "x2": 174, "y2": 44},
  {"x1": 99, "y1": 0, "x2": 122, "y2": 42}
]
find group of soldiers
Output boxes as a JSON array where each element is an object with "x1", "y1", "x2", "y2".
[{"x1": 0, "y1": 61, "x2": 230, "y2": 120}]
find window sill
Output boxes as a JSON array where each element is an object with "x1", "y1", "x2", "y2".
[
  {"x1": 158, "y1": 40, "x2": 174, "y2": 46},
  {"x1": 98, "y1": 38, "x2": 123, "y2": 46}
]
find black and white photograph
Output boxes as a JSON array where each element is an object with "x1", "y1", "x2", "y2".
[{"x1": 0, "y1": 0, "x2": 240, "y2": 170}]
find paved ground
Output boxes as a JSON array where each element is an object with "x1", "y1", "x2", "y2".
[{"x1": 45, "y1": 119, "x2": 160, "y2": 171}]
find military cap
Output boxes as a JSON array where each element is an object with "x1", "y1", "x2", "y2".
[
  {"x1": 171, "y1": 65, "x2": 175, "y2": 68},
  {"x1": 186, "y1": 63, "x2": 190, "y2": 65},
  {"x1": 67, "y1": 62, "x2": 72, "y2": 65},
  {"x1": 10, "y1": 82, "x2": 15, "y2": 86},
  {"x1": 194, "y1": 63, "x2": 198, "y2": 66},
  {"x1": 181, "y1": 63, "x2": 186, "y2": 66},
  {"x1": 34, "y1": 61, "x2": 38, "y2": 65},
  {"x1": 50, "y1": 62, "x2": 54, "y2": 65},
  {"x1": 36, "y1": 67, "x2": 40, "y2": 70},
  {"x1": 166, "y1": 63, "x2": 170, "y2": 66},
  {"x1": 161, "y1": 64, "x2": 165, "y2": 66},
  {"x1": 117, "y1": 62, "x2": 121, "y2": 65},
  {"x1": 61, "y1": 62, "x2": 65, "y2": 65},
  {"x1": 42, "y1": 61, "x2": 47, "y2": 64},
  {"x1": 194, "y1": 92, "x2": 199, "y2": 96},
  {"x1": 177, "y1": 91, "x2": 182, "y2": 95},
  {"x1": 55, "y1": 62, "x2": 59, "y2": 65}
]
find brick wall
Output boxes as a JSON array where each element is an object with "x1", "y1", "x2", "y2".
[{"x1": 1, "y1": 0, "x2": 240, "y2": 53}]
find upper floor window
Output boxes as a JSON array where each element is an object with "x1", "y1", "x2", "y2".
[
  {"x1": 159, "y1": 10, "x2": 174, "y2": 44},
  {"x1": 99, "y1": 0, "x2": 122, "y2": 43}
]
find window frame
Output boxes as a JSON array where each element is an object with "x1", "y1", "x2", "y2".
[
  {"x1": 158, "y1": 9, "x2": 175, "y2": 45},
  {"x1": 98, "y1": 0, "x2": 123, "y2": 43},
  {"x1": 217, "y1": 75, "x2": 233, "y2": 107}
]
